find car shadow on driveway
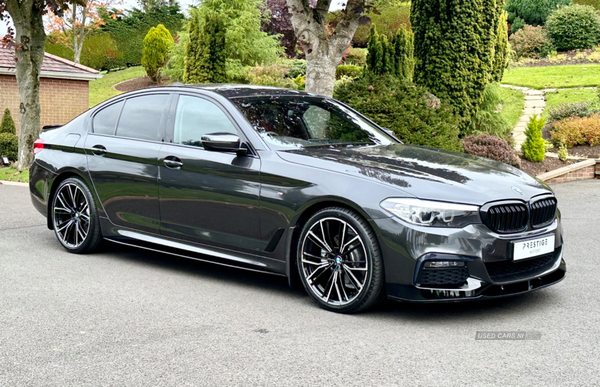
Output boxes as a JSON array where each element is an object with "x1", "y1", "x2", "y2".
[{"x1": 101, "y1": 241, "x2": 561, "y2": 321}]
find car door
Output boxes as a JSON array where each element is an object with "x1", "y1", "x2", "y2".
[
  {"x1": 85, "y1": 93, "x2": 171, "y2": 234},
  {"x1": 158, "y1": 93, "x2": 262, "y2": 252}
]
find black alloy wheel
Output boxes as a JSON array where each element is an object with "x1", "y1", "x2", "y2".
[
  {"x1": 297, "y1": 207, "x2": 385, "y2": 313},
  {"x1": 52, "y1": 177, "x2": 103, "y2": 254}
]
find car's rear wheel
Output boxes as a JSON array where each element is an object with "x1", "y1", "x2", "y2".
[
  {"x1": 51, "y1": 177, "x2": 103, "y2": 254},
  {"x1": 297, "y1": 207, "x2": 385, "y2": 313}
]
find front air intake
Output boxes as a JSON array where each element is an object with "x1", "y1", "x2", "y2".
[
  {"x1": 530, "y1": 197, "x2": 557, "y2": 228},
  {"x1": 485, "y1": 203, "x2": 529, "y2": 233}
]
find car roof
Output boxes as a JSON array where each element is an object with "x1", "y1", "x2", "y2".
[{"x1": 169, "y1": 84, "x2": 317, "y2": 99}]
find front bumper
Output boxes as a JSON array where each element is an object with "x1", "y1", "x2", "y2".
[{"x1": 372, "y1": 216, "x2": 566, "y2": 302}]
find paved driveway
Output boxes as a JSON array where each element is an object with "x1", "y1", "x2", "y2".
[{"x1": 1, "y1": 180, "x2": 599, "y2": 386}]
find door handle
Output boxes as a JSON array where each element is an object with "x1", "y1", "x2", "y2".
[
  {"x1": 164, "y1": 156, "x2": 183, "y2": 169},
  {"x1": 91, "y1": 145, "x2": 107, "y2": 156}
]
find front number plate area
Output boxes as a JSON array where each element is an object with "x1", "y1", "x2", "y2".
[{"x1": 513, "y1": 235, "x2": 555, "y2": 261}]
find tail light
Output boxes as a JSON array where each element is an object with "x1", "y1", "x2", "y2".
[{"x1": 33, "y1": 138, "x2": 44, "y2": 154}]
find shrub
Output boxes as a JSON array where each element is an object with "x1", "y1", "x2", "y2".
[
  {"x1": 336, "y1": 65, "x2": 363, "y2": 79},
  {"x1": 509, "y1": 25, "x2": 554, "y2": 58},
  {"x1": 344, "y1": 48, "x2": 367, "y2": 66},
  {"x1": 574, "y1": 0, "x2": 600, "y2": 9},
  {"x1": 142, "y1": 24, "x2": 174, "y2": 83},
  {"x1": 546, "y1": 4, "x2": 600, "y2": 50},
  {"x1": 81, "y1": 34, "x2": 124, "y2": 71},
  {"x1": 247, "y1": 63, "x2": 297, "y2": 89},
  {"x1": 522, "y1": 115, "x2": 547, "y2": 161},
  {"x1": 557, "y1": 140, "x2": 569, "y2": 160},
  {"x1": 548, "y1": 101, "x2": 595, "y2": 121},
  {"x1": 184, "y1": 12, "x2": 227, "y2": 83},
  {"x1": 286, "y1": 59, "x2": 306, "y2": 79},
  {"x1": 492, "y1": 11, "x2": 511, "y2": 82},
  {"x1": 506, "y1": 0, "x2": 572, "y2": 26},
  {"x1": 511, "y1": 16, "x2": 526, "y2": 33},
  {"x1": 551, "y1": 114, "x2": 600, "y2": 146},
  {"x1": 334, "y1": 74, "x2": 463, "y2": 152},
  {"x1": 412, "y1": 0, "x2": 506, "y2": 133},
  {"x1": 0, "y1": 109, "x2": 16, "y2": 135},
  {"x1": 367, "y1": 26, "x2": 414, "y2": 81},
  {"x1": 468, "y1": 83, "x2": 512, "y2": 139},
  {"x1": 0, "y1": 133, "x2": 18, "y2": 161},
  {"x1": 463, "y1": 134, "x2": 521, "y2": 167}
]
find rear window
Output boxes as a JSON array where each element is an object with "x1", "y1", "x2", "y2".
[
  {"x1": 93, "y1": 101, "x2": 123, "y2": 135},
  {"x1": 115, "y1": 94, "x2": 169, "y2": 141}
]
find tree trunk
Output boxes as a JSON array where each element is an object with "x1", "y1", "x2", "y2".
[
  {"x1": 286, "y1": 0, "x2": 363, "y2": 98},
  {"x1": 6, "y1": 0, "x2": 46, "y2": 171}
]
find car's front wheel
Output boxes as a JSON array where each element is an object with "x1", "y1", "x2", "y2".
[
  {"x1": 297, "y1": 207, "x2": 385, "y2": 313},
  {"x1": 51, "y1": 177, "x2": 103, "y2": 254}
]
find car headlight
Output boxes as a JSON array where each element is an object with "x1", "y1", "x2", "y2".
[{"x1": 380, "y1": 198, "x2": 481, "y2": 228}]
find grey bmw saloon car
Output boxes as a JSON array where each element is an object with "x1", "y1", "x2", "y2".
[{"x1": 29, "y1": 85, "x2": 566, "y2": 313}]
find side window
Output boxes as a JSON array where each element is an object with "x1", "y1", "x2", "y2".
[
  {"x1": 173, "y1": 95, "x2": 238, "y2": 147},
  {"x1": 93, "y1": 101, "x2": 123, "y2": 135},
  {"x1": 115, "y1": 94, "x2": 169, "y2": 141}
]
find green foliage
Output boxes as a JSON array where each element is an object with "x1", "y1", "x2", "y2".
[
  {"x1": 0, "y1": 133, "x2": 18, "y2": 161},
  {"x1": 412, "y1": 0, "x2": 506, "y2": 133},
  {"x1": 334, "y1": 74, "x2": 463, "y2": 152},
  {"x1": 142, "y1": 24, "x2": 174, "y2": 83},
  {"x1": 46, "y1": 33, "x2": 125, "y2": 71},
  {"x1": 506, "y1": 0, "x2": 572, "y2": 26},
  {"x1": 463, "y1": 134, "x2": 521, "y2": 167},
  {"x1": 551, "y1": 114, "x2": 600, "y2": 146},
  {"x1": 545, "y1": 4, "x2": 600, "y2": 50},
  {"x1": 184, "y1": 12, "x2": 227, "y2": 84},
  {"x1": 367, "y1": 26, "x2": 414, "y2": 81},
  {"x1": 548, "y1": 101, "x2": 597, "y2": 121},
  {"x1": 509, "y1": 25, "x2": 554, "y2": 59},
  {"x1": 511, "y1": 16, "x2": 526, "y2": 33},
  {"x1": 468, "y1": 83, "x2": 513, "y2": 139},
  {"x1": 246, "y1": 63, "x2": 298, "y2": 88},
  {"x1": 0, "y1": 109, "x2": 16, "y2": 135},
  {"x1": 193, "y1": 0, "x2": 283, "y2": 66},
  {"x1": 353, "y1": 1, "x2": 411, "y2": 47},
  {"x1": 557, "y1": 140, "x2": 569, "y2": 160},
  {"x1": 522, "y1": 115, "x2": 547, "y2": 161},
  {"x1": 492, "y1": 11, "x2": 510, "y2": 82},
  {"x1": 99, "y1": 5, "x2": 184, "y2": 67},
  {"x1": 344, "y1": 48, "x2": 368, "y2": 66},
  {"x1": 573, "y1": 0, "x2": 600, "y2": 9},
  {"x1": 286, "y1": 59, "x2": 307, "y2": 79},
  {"x1": 336, "y1": 65, "x2": 363, "y2": 79},
  {"x1": 163, "y1": 31, "x2": 188, "y2": 82}
]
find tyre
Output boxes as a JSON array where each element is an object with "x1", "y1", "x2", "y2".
[
  {"x1": 297, "y1": 207, "x2": 385, "y2": 313},
  {"x1": 51, "y1": 177, "x2": 103, "y2": 254}
]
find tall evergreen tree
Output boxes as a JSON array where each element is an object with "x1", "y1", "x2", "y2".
[
  {"x1": 183, "y1": 12, "x2": 227, "y2": 84},
  {"x1": 0, "y1": 109, "x2": 17, "y2": 135},
  {"x1": 367, "y1": 25, "x2": 414, "y2": 82},
  {"x1": 491, "y1": 9, "x2": 510, "y2": 83},
  {"x1": 411, "y1": 0, "x2": 505, "y2": 132}
]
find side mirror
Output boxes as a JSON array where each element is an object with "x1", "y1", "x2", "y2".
[{"x1": 201, "y1": 133, "x2": 244, "y2": 153}]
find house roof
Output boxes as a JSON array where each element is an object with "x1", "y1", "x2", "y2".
[{"x1": 0, "y1": 47, "x2": 102, "y2": 81}]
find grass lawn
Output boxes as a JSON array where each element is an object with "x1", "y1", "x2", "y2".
[
  {"x1": 89, "y1": 66, "x2": 146, "y2": 108},
  {"x1": 502, "y1": 64, "x2": 600, "y2": 89},
  {"x1": 498, "y1": 86, "x2": 525, "y2": 128},
  {"x1": 0, "y1": 165, "x2": 29, "y2": 183},
  {"x1": 543, "y1": 88, "x2": 599, "y2": 119}
]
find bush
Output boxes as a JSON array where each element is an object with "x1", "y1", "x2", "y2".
[
  {"x1": 0, "y1": 109, "x2": 16, "y2": 135},
  {"x1": 344, "y1": 48, "x2": 367, "y2": 66},
  {"x1": 548, "y1": 101, "x2": 596, "y2": 121},
  {"x1": 522, "y1": 115, "x2": 547, "y2": 161},
  {"x1": 551, "y1": 114, "x2": 600, "y2": 146},
  {"x1": 81, "y1": 34, "x2": 124, "y2": 71},
  {"x1": 511, "y1": 16, "x2": 526, "y2": 33},
  {"x1": 142, "y1": 24, "x2": 174, "y2": 83},
  {"x1": 247, "y1": 63, "x2": 297, "y2": 89},
  {"x1": 468, "y1": 83, "x2": 512, "y2": 139},
  {"x1": 574, "y1": 0, "x2": 600, "y2": 9},
  {"x1": 184, "y1": 12, "x2": 227, "y2": 83},
  {"x1": 367, "y1": 25, "x2": 414, "y2": 81},
  {"x1": 492, "y1": 11, "x2": 511, "y2": 82},
  {"x1": 0, "y1": 133, "x2": 18, "y2": 161},
  {"x1": 506, "y1": 0, "x2": 572, "y2": 26},
  {"x1": 286, "y1": 59, "x2": 306, "y2": 79},
  {"x1": 336, "y1": 65, "x2": 363, "y2": 79},
  {"x1": 509, "y1": 25, "x2": 554, "y2": 58},
  {"x1": 463, "y1": 134, "x2": 521, "y2": 167},
  {"x1": 546, "y1": 4, "x2": 600, "y2": 50},
  {"x1": 412, "y1": 0, "x2": 506, "y2": 133},
  {"x1": 334, "y1": 74, "x2": 463, "y2": 152}
]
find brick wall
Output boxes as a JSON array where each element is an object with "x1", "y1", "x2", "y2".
[
  {"x1": 545, "y1": 165, "x2": 596, "y2": 184},
  {"x1": 0, "y1": 74, "x2": 89, "y2": 134}
]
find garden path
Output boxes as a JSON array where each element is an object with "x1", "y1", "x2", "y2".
[{"x1": 500, "y1": 84, "x2": 545, "y2": 151}]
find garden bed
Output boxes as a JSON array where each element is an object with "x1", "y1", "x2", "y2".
[
  {"x1": 542, "y1": 125, "x2": 600, "y2": 159},
  {"x1": 512, "y1": 49, "x2": 600, "y2": 67},
  {"x1": 519, "y1": 157, "x2": 574, "y2": 177},
  {"x1": 113, "y1": 76, "x2": 170, "y2": 93}
]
